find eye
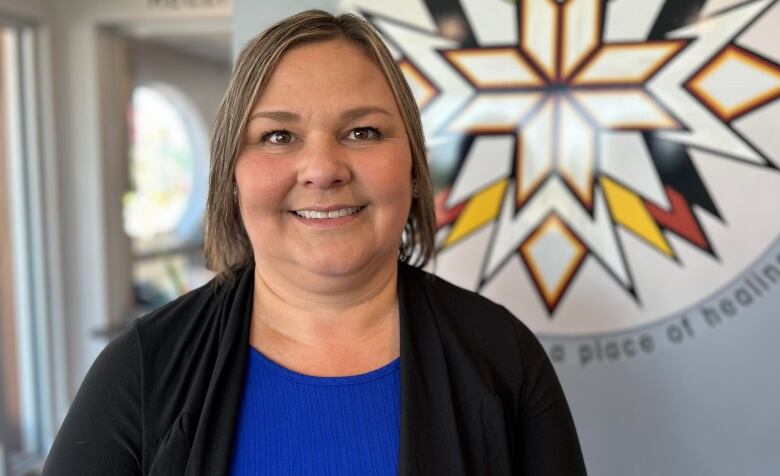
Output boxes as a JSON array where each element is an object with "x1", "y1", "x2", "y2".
[
  {"x1": 347, "y1": 127, "x2": 381, "y2": 141},
  {"x1": 261, "y1": 130, "x2": 293, "y2": 144}
]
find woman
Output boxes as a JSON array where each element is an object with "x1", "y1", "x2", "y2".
[{"x1": 43, "y1": 10, "x2": 586, "y2": 476}]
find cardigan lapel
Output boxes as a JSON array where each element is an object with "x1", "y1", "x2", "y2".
[
  {"x1": 177, "y1": 263, "x2": 470, "y2": 475},
  {"x1": 397, "y1": 264, "x2": 468, "y2": 475},
  {"x1": 184, "y1": 265, "x2": 255, "y2": 476}
]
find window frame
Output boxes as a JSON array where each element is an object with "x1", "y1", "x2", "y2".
[{"x1": 0, "y1": 16, "x2": 62, "y2": 475}]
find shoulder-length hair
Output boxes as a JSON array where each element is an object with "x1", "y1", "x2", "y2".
[{"x1": 205, "y1": 9, "x2": 436, "y2": 280}]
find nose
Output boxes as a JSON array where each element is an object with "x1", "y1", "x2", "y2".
[{"x1": 297, "y1": 135, "x2": 351, "y2": 189}]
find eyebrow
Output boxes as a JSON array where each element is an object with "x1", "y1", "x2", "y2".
[{"x1": 248, "y1": 106, "x2": 391, "y2": 123}]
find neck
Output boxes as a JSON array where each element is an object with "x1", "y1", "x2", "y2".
[{"x1": 250, "y1": 255, "x2": 400, "y2": 349}]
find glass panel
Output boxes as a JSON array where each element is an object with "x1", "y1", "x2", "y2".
[
  {"x1": 124, "y1": 86, "x2": 194, "y2": 247},
  {"x1": 124, "y1": 84, "x2": 212, "y2": 308}
]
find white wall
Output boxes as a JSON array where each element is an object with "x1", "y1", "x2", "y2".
[
  {"x1": 232, "y1": 0, "x2": 338, "y2": 54},
  {"x1": 132, "y1": 39, "x2": 230, "y2": 129}
]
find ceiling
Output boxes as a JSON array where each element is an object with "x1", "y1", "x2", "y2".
[{"x1": 117, "y1": 19, "x2": 233, "y2": 65}]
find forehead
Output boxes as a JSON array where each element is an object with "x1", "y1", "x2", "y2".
[{"x1": 252, "y1": 38, "x2": 399, "y2": 113}]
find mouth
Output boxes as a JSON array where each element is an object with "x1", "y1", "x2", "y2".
[{"x1": 291, "y1": 206, "x2": 366, "y2": 219}]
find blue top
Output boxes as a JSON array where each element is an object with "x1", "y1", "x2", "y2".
[{"x1": 229, "y1": 347, "x2": 401, "y2": 476}]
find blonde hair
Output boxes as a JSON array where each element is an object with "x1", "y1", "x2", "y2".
[{"x1": 205, "y1": 9, "x2": 436, "y2": 280}]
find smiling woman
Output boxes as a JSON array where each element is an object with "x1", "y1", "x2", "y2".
[
  {"x1": 43, "y1": 9, "x2": 586, "y2": 476},
  {"x1": 235, "y1": 39, "x2": 414, "y2": 289}
]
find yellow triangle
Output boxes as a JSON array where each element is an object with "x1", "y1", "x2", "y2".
[
  {"x1": 445, "y1": 180, "x2": 508, "y2": 247},
  {"x1": 601, "y1": 176, "x2": 673, "y2": 256}
]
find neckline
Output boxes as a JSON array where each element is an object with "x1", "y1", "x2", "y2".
[{"x1": 249, "y1": 346, "x2": 400, "y2": 386}]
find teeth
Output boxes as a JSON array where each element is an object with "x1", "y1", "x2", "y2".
[{"x1": 295, "y1": 207, "x2": 362, "y2": 219}]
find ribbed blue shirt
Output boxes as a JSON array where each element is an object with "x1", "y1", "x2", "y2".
[{"x1": 229, "y1": 347, "x2": 401, "y2": 476}]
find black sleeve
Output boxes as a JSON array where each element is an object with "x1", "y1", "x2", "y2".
[
  {"x1": 510, "y1": 314, "x2": 588, "y2": 475},
  {"x1": 42, "y1": 322, "x2": 143, "y2": 475}
]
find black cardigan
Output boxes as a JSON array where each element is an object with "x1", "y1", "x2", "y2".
[{"x1": 43, "y1": 262, "x2": 587, "y2": 475}]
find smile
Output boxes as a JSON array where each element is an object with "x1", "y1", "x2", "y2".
[{"x1": 293, "y1": 206, "x2": 365, "y2": 219}]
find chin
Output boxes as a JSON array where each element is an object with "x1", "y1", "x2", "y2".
[
  {"x1": 303, "y1": 255, "x2": 368, "y2": 278},
  {"x1": 299, "y1": 248, "x2": 394, "y2": 279}
]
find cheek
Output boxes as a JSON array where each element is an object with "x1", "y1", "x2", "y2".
[
  {"x1": 362, "y1": 153, "x2": 413, "y2": 212},
  {"x1": 375, "y1": 147, "x2": 412, "y2": 195},
  {"x1": 235, "y1": 155, "x2": 294, "y2": 212}
]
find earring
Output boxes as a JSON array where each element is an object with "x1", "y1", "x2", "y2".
[
  {"x1": 233, "y1": 183, "x2": 239, "y2": 205},
  {"x1": 411, "y1": 178, "x2": 419, "y2": 198}
]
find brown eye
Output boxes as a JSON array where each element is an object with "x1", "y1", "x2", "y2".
[
  {"x1": 348, "y1": 127, "x2": 381, "y2": 141},
  {"x1": 263, "y1": 130, "x2": 293, "y2": 144}
]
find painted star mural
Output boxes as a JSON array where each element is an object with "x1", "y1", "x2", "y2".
[{"x1": 342, "y1": 0, "x2": 780, "y2": 329}]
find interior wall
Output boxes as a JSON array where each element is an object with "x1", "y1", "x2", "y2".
[
  {"x1": 96, "y1": 30, "x2": 134, "y2": 341},
  {"x1": 131, "y1": 39, "x2": 230, "y2": 130},
  {"x1": 0, "y1": 0, "x2": 47, "y2": 20},
  {"x1": 232, "y1": 0, "x2": 337, "y2": 54}
]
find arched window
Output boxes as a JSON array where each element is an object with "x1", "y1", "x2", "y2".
[
  {"x1": 124, "y1": 83, "x2": 208, "y2": 246},
  {"x1": 123, "y1": 83, "x2": 211, "y2": 303}
]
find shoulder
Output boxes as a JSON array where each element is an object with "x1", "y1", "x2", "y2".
[
  {"x1": 69, "y1": 278, "x2": 228, "y2": 404},
  {"x1": 44, "y1": 272, "x2": 246, "y2": 475},
  {"x1": 400, "y1": 262, "x2": 504, "y2": 314},
  {"x1": 399, "y1": 263, "x2": 547, "y2": 387},
  {"x1": 396, "y1": 266, "x2": 585, "y2": 473},
  {"x1": 132, "y1": 265, "x2": 249, "y2": 351},
  {"x1": 73, "y1": 277, "x2": 228, "y2": 392},
  {"x1": 134, "y1": 279, "x2": 221, "y2": 341},
  {"x1": 43, "y1": 319, "x2": 144, "y2": 474},
  {"x1": 121, "y1": 265, "x2": 253, "y2": 408},
  {"x1": 400, "y1": 262, "x2": 538, "y2": 346}
]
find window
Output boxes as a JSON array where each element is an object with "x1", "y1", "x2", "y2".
[
  {"x1": 124, "y1": 83, "x2": 212, "y2": 311},
  {"x1": 0, "y1": 21, "x2": 55, "y2": 476}
]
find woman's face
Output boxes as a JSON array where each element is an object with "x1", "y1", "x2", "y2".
[{"x1": 235, "y1": 38, "x2": 413, "y2": 279}]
